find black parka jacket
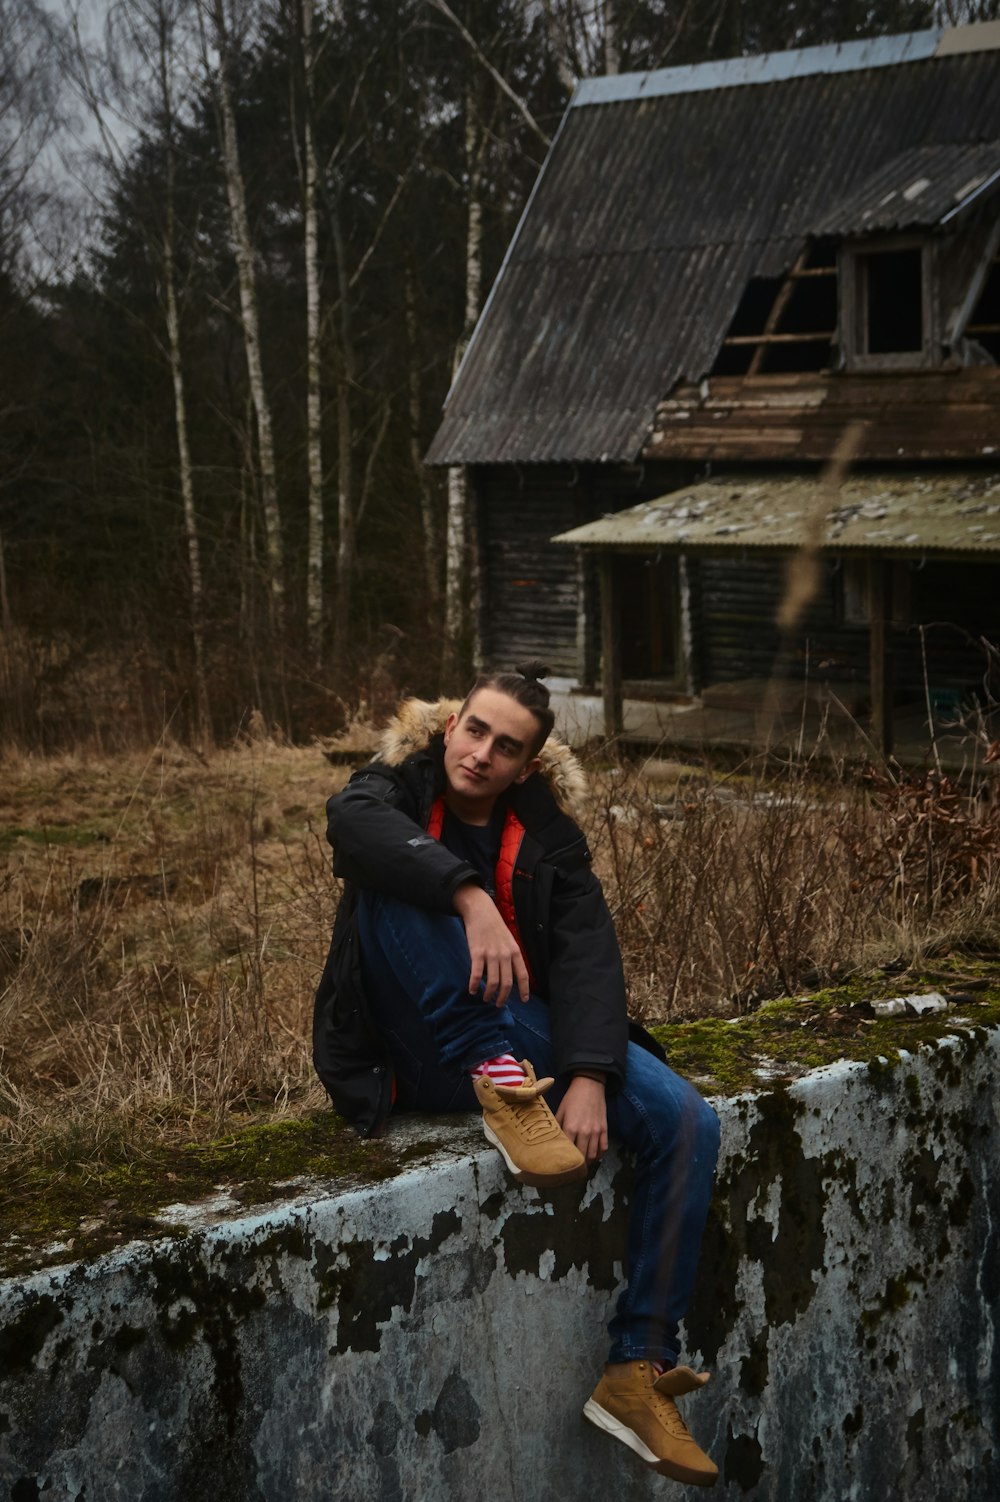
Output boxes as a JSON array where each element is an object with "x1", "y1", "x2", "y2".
[{"x1": 312, "y1": 699, "x2": 660, "y2": 1137}]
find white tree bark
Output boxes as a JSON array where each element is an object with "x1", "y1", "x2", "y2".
[
  {"x1": 157, "y1": 2, "x2": 211, "y2": 742},
  {"x1": 602, "y1": 0, "x2": 619, "y2": 74},
  {"x1": 441, "y1": 89, "x2": 484, "y2": 686},
  {"x1": 330, "y1": 197, "x2": 356, "y2": 671},
  {"x1": 60, "y1": 0, "x2": 213, "y2": 738},
  {"x1": 205, "y1": 0, "x2": 284, "y2": 627},
  {"x1": 301, "y1": 0, "x2": 324, "y2": 665},
  {"x1": 405, "y1": 264, "x2": 440, "y2": 612}
]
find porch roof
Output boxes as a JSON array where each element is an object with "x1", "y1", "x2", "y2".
[{"x1": 552, "y1": 470, "x2": 1000, "y2": 556}]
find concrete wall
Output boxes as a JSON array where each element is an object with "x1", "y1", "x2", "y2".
[{"x1": 3, "y1": 1029, "x2": 998, "y2": 1502}]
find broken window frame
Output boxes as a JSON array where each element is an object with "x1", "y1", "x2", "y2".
[
  {"x1": 713, "y1": 247, "x2": 839, "y2": 377},
  {"x1": 839, "y1": 236, "x2": 940, "y2": 370}
]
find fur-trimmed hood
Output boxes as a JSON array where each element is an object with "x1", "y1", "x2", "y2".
[{"x1": 375, "y1": 697, "x2": 589, "y2": 820}]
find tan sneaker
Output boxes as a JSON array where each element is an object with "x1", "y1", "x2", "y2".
[
  {"x1": 473, "y1": 1059, "x2": 586, "y2": 1188},
  {"x1": 583, "y1": 1361, "x2": 718, "y2": 1486}
]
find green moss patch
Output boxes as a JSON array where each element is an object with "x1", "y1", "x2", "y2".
[
  {"x1": 651, "y1": 957, "x2": 1000, "y2": 1095},
  {"x1": 0, "y1": 1115, "x2": 430, "y2": 1278}
]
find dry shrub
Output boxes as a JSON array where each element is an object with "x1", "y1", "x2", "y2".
[
  {"x1": 851, "y1": 768, "x2": 1000, "y2": 905},
  {"x1": 583, "y1": 752, "x2": 1000, "y2": 1023},
  {"x1": 4, "y1": 735, "x2": 1000, "y2": 1182}
]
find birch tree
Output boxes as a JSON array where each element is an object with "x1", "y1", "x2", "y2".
[
  {"x1": 153, "y1": 0, "x2": 212, "y2": 740},
  {"x1": 405, "y1": 260, "x2": 440, "y2": 613},
  {"x1": 429, "y1": 0, "x2": 552, "y2": 685},
  {"x1": 440, "y1": 83, "x2": 486, "y2": 686},
  {"x1": 199, "y1": 0, "x2": 285, "y2": 628},
  {"x1": 60, "y1": 0, "x2": 213, "y2": 740},
  {"x1": 299, "y1": 0, "x2": 324, "y2": 665}
]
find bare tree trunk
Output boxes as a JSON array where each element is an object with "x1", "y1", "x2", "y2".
[
  {"x1": 330, "y1": 197, "x2": 356, "y2": 674},
  {"x1": 323, "y1": 154, "x2": 406, "y2": 681},
  {"x1": 158, "y1": 4, "x2": 211, "y2": 743},
  {"x1": 301, "y1": 0, "x2": 324, "y2": 666},
  {"x1": 602, "y1": 0, "x2": 620, "y2": 74},
  {"x1": 405, "y1": 263, "x2": 439, "y2": 612},
  {"x1": 441, "y1": 89, "x2": 484, "y2": 687},
  {"x1": 206, "y1": 0, "x2": 285, "y2": 629}
]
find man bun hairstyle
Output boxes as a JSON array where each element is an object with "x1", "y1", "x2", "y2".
[{"x1": 461, "y1": 659, "x2": 556, "y2": 754}]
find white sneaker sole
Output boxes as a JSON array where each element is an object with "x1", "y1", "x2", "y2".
[
  {"x1": 583, "y1": 1399, "x2": 718, "y2": 1487},
  {"x1": 583, "y1": 1399, "x2": 661, "y2": 1465},
  {"x1": 481, "y1": 1120, "x2": 585, "y2": 1188}
]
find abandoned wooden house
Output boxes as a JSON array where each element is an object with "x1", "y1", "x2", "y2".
[{"x1": 426, "y1": 22, "x2": 1000, "y2": 755}]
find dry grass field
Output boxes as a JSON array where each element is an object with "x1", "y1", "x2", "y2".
[
  {"x1": 0, "y1": 741, "x2": 339, "y2": 1175},
  {"x1": 3, "y1": 731, "x2": 1000, "y2": 1252}
]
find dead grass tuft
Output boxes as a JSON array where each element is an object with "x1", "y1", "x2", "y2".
[
  {"x1": 583, "y1": 749, "x2": 1000, "y2": 1022},
  {"x1": 0, "y1": 744, "x2": 336, "y2": 1188},
  {"x1": 3, "y1": 736, "x2": 1000, "y2": 1195}
]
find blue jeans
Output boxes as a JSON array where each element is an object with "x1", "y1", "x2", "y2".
[{"x1": 357, "y1": 891, "x2": 720, "y2": 1366}]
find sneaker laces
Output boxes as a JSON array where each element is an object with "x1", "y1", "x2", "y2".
[
  {"x1": 649, "y1": 1373, "x2": 703, "y2": 1441},
  {"x1": 506, "y1": 1096, "x2": 560, "y2": 1143},
  {"x1": 649, "y1": 1394, "x2": 694, "y2": 1440}
]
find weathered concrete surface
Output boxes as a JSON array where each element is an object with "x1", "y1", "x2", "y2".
[{"x1": 2, "y1": 1030, "x2": 998, "y2": 1502}]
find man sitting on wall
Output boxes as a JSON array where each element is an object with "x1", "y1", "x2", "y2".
[{"x1": 313, "y1": 661, "x2": 721, "y2": 1487}]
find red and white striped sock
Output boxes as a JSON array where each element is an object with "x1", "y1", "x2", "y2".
[{"x1": 471, "y1": 1054, "x2": 526, "y2": 1089}]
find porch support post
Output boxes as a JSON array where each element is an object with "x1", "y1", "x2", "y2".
[
  {"x1": 599, "y1": 553, "x2": 623, "y2": 739},
  {"x1": 869, "y1": 556, "x2": 893, "y2": 758}
]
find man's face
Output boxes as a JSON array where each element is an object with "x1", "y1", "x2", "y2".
[{"x1": 442, "y1": 688, "x2": 541, "y2": 819}]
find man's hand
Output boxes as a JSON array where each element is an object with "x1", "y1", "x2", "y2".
[
  {"x1": 452, "y1": 882, "x2": 530, "y2": 1007},
  {"x1": 556, "y1": 1075, "x2": 608, "y2": 1164}
]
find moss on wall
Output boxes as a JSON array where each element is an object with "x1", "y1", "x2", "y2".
[
  {"x1": 650, "y1": 957, "x2": 1000, "y2": 1095},
  {"x1": 0, "y1": 1118, "x2": 446, "y2": 1277},
  {"x1": 4, "y1": 955, "x2": 998, "y2": 1278}
]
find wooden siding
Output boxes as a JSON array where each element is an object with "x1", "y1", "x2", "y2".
[
  {"x1": 474, "y1": 469, "x2": 592, "y2": 676},
  {"x1": 473, "y1": 463, "x2": 692, "y2": 680},
  {"x1": 695, "y1": 554, "x2": 1000, "y2": 704},
  {"x1": 646, "y1": 369, "x2": 1000, "y2": 462}
]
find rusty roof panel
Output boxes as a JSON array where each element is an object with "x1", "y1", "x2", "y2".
[
  {"x1": 426, "y1": 35, "x2": 1000, "y2": 468},
  {"x1": 552, "y1": 472, "x2": 1000, "y2": 553},
  {"x1": 814, "y1": 142, "x2": 1000, "y2": 233}
]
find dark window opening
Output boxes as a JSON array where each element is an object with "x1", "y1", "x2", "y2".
[
  {"x1": 808, "y1": 237, "x2": 838, "y2": 269},
  {"x1": 966, "y1": 256, "x2": 1000, "y2": 363},
  {"x1": 780, "y1": 275, "x2": 838, "y2": 335},
  {"x1": 711, "y1": 249, "x2": 837, "y2": 378},
  {"x1": 712, "y1": 342, "x2": 755, "y2": 376},
  {"x1": 618, "y1": 556, "x2": 678, "y2": 680},
  {"x1": 859, "y1": 248, "x2": 924, "y2": 353},
  {"x1": 727, "y1": 277, "x2": 784, "y2": 337}
]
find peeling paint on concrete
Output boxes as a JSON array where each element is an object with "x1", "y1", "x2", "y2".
[{"x1": 2, "y1": 1032, "x2": 999, "y2": 1501}]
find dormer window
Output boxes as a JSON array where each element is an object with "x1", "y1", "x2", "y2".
[{"x1": 840, "y1": 237, "x2": 936, "y2": 369}]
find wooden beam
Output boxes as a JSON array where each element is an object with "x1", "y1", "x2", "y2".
[
  {"x1": 869, "y1": 557, "x2": 893, "y2": 758},
  {"x1": 599, "y1": 555, "x2": 623, "y2": 740}
]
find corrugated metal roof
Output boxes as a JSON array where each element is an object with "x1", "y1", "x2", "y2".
[
  {"x1": 573, "y1": 29, "x2": 940, "y2": 105},
  {"x1": 814, "y1": 142, "x2": 1000, "y2": 233},
  {"x1": 552, "y1": 472, "x2": 1000, "y2": 553},
  {"x1": 427, "y1": 27, "x2": 1000, "y2": 468}
]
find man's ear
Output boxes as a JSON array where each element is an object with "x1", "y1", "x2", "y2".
[
  {"x1": 514, "y1": 756, "x2": 542, "y2": 784},
  {"x1": 443, "y1": 711, "x2": 458, "y2": 743}
]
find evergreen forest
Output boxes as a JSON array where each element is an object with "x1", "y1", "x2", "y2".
[{"x1": 2, "y1": 0, "x2": 984, "y2": 747}]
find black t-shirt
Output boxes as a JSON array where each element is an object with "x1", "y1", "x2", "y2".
[{"x1": 441, "y1": 804, "x2": 504, "y2": 899}]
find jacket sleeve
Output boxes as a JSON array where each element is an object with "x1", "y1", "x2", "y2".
[
  {"x1": 544, "y1": 862, "x2": 629, "y2": 1088},
  {"x1": 328, "y1": 765, "x2": 477, "y2": 912}
]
